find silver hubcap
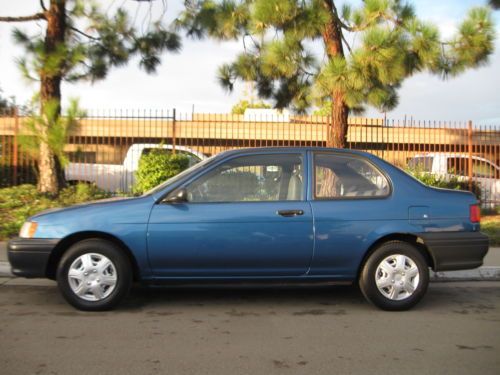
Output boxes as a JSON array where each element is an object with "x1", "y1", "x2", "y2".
[
  {"x1": 68, "y1": 253, "x2": 117, "y2": 302},
  {"x1": 375, "y1": 254, "x2": 420, "y2": 301}
]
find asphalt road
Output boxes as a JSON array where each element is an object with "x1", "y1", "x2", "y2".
[{"x1": 0, "y1": 282, "x2": 499, "y2": 375}]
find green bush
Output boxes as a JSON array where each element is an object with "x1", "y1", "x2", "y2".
[
  {"x1": 0, "y1": 185, "x2": 53, "y2": 239},
  {"x1": 0, "y1": 183, "x2": 112, "y2": 239},
  {"x1": 231, "y1": 99, "x2": 271, "y2": 115},
  {"x1": 134, "y1": 150, "x2": 190, "y2": 194},
  {"x1": 0, "y1": 166, "x2": 38, "y2": 187},
  {"x1": 481, "y1": 219, "x2": 500, "y2": 246},
  {"x1": 58, "y1": 182, "x2": 111, "y2": 205},
  {"x1": 407, "y1": 168, "x2": 481, "y2": 200},
  {"x1": 481, "y1": 207, "x2": 500, "y2": 216}
]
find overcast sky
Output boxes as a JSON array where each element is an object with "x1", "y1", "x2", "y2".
[{"x1": 0, "y1": 0, "x2": 499, "y2": 123}]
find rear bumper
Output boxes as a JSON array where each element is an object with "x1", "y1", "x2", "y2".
[
  {"x1": 7, "y1": 238, "x2": 59, "y2": 278},
  {"x1": 419, "y1": 232, "x2": 489, "y2": 271}
]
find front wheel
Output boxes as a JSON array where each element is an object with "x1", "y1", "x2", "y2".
[
  {"x1": 359, "y1": 241, "x2": 429, "y2": 311},
  {"x1": 57, "y1": 239, "x2": 132, "y2": 311}
]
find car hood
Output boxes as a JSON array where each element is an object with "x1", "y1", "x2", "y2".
[{"x1": 30, "y1": 196, "x2": 140, "y2": 220}]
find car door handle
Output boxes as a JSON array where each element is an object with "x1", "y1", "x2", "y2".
[{"x1": 277, "y1": 209, "x2": 304, "y2": 217}]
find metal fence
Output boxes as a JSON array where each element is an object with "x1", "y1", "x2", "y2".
[{"x1": 1, "y1": 109, "x2": 499, "y2": 207}]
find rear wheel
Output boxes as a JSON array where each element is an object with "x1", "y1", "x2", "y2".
[
  {"x1": 359, "y1": 241, "x2": 429, "y2": 311},
  {"x1": 56, "y1": 239, "x2": 132, "y2": 311}
]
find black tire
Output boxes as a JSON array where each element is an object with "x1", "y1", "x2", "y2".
[
  {"x1": 56, "y1": 239, "x2": 132, "y2": 311},
  {"x1": 359, "y1": 241, "x2": 429, "y2": 311}
]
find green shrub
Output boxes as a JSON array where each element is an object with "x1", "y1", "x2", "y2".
[
  {"x1": 0, "y1": 166, "x2": 38, "y2": 187},
  {"x1": 406, "y1": 168, "x2": 481, "y2": 200},
  {"x1": 0, "y1": 185, "x2": 53, "y2": 239},
  {"x1": 134, "y1": 150, "x2": 190, "y2": 194},
  {"x1": 231, "y1": 99, "x2": 271, "y2": 115},
  {"x1": 0, "y1": 183, "x2": 112, "y2": 239},
  {"x1": 481, "y1": 207, "x2": 500, "y2": 216},
  {"x1": 58, "y1": 182, "x2": 111, "y2": 205},
  {"x1": 481, "y1": 219, "x2": 500, "y2": 246}
]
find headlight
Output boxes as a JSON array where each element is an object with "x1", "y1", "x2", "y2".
[{"x1": 19, "y1": 222, "x2": 38, "y2": 238}]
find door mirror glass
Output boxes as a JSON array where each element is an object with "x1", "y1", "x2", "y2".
[{"x1": 164, "y1": 188, "x2": 188, "y2": 204}]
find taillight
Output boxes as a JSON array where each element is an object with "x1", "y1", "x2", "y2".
[{"x1": 470, "y1": 204, "x2": 481, "y2": 223}]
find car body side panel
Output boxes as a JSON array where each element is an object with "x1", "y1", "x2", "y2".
[
  {"x1": 308, "y1": 197, "x2": 408, "y2": 276},
  {"x1": 29, "y1": 196, "x2": 155, "y2": 277},
  {"x1": 148, "y1": 202, "x2": 314, "y2": 277},
  {"x1": 17, "y1": 147, "x2": 484, "y2": 284},
  {"x1": 306, "y1": 151, "x2": 480, "y2": 277}
]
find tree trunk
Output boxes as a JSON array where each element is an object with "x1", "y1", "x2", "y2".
[
  {"x1": 322, "y1": 0, "x2": 350, "y2": 148},
  {"x1": 330, "y1": 91, "x2": 349, "y2": 148},
  {"x1": 38, "y1": 0, "x2": 66, "y2": 194}
]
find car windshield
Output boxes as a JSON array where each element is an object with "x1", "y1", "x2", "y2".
[{"x1": 143, "y1": 154, "x2": 218, "y2": 196}]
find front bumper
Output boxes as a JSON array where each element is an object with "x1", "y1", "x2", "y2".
[
  {"x1": 7, "y1": 238, "x2": 59, "y2": 278},
  {"x1": 419, "y1": 232, "x2": 489, "y2": 271}
]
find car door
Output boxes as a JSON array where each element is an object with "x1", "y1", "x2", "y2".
[
  {"x1": 308, "y1": 152, "x2": 393, "y2": 277},
  {"x1": 147, "y1": 152, "x2": 314, "y2": 277}
]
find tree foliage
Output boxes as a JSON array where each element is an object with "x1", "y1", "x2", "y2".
[
  {"x1": 1, "y1": 0, "x2": 182, "y2": 193},
  {"x1": 0, "y1": 87, "x2": 17, "y2": 115},
  {"x1": 11, "y1": 0, "x2": 181, "y2": 84},
  {"x1": 231, "y1": 99, "x2": 271, "y2": 114},
  {"x1": 177, "y1": 0, "x2": 495, "y2": 141},
  {"x1": 20, "y1": 97, "x2": 84, "y2": 168}
]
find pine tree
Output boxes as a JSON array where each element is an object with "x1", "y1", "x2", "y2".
[
  {"x1": 0, "y1": 87, "x2": 16, "y2": 115},
  {"x1": 178, "y1": 0, "x2": 495, "y2": 148},
  {"x1": 231, "y1": 99, "x2": 270, "y2": 114},
  {"x1": 0, "y1": 0, "x2": 181, "y2": 194}
]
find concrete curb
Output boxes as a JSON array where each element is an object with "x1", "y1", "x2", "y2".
[
  {"x1": 431, "y1": 267, "x2": 500, "y2": 281},
  {"x1": 1, "y1": 261, "x2": 499, "y2": 283},
  {"x1": 0, "y1": 263, "x2": 12, "y2": 278}
]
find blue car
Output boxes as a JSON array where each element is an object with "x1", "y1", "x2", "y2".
[{"x1": 8, "y1": 148, "x2": 489, "y2": 311}]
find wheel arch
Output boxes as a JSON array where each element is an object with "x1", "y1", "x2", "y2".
[
  {"x1": 356, "y1": 233, "x2": 435, "y2": 280},
  {"x1": 45, "y1": 231, "x2": 140, "y2": 281}
]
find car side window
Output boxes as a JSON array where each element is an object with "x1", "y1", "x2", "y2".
[
  {"x1": 408, "y1": 156, "x2": 433, "y2": 172},
  {"x1": 472, "y1": 160, "x2": 497, "y2": 178},
  {"x1": 314, "y1": 154, "x2": 390, "y2": 199},
  {"x1": 446, "y1": 157, "x2": 468, "y2": 176},
  {"x1": 185, "y1": 154, "x2": 304, "y2": 203},
  {"x1": 447, "y1": 157, "x2": 499, "y2": 179}
]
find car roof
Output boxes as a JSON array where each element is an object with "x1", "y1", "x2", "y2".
[
  {"x1": 129, "y1": 143, "x2": 207, "y2": 159},
  {"x1": 217, "y1": 147, "x2": 373, "y2": 158}
]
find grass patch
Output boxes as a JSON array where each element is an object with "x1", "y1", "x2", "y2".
[
  {"x1": 0, "y1": 184, "x2": 113, "y2": 240},
  {"x1": 481, "y1": 215, "x2": 500, "y2": 247}
]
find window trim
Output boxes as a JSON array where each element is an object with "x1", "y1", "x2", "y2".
[
  {"x1": 161, "y1": 152, "x2": 307, "y2": 204},
  {"x1": 312, "y1": 152, "x2": 392, "y2": 201}
]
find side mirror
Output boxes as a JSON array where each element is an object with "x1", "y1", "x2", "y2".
[{"x1": 164, "y1": 188, "x2": 188, "y2": 204}]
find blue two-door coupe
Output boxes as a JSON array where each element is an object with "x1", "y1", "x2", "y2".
[{"x1": 8, "y1": 147, "x2": 489, "y2": 311}]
